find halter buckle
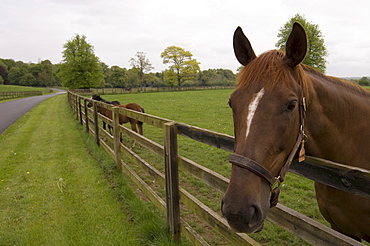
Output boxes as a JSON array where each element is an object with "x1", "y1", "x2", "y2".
[{"x1": 270, "y1": 176, "x2": 281, "y2": 192}]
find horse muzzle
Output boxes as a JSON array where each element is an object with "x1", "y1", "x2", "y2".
[{"x1": 221, "y1": 198, "x2": 265, "y2": 233}]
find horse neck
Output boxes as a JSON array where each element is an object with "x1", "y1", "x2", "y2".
[
  {"x1": 305, "y1": 74, "x2": 370, "y2": 167},
  {"x1": 99, "y1": 99, "x2": 112, "y2": 104}
]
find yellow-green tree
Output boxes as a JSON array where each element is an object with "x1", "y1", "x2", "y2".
[{"x1": 161, "y1": 46, "x2": 200, "y2": 87}]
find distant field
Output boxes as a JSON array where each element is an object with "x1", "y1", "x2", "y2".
[{"x1": 0, "y1": 85, "x2": 50, "y2": 92}]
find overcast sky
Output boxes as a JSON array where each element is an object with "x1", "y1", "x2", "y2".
[{"x1": 1, "y1": 0, "x2": 369, "y2": 77}]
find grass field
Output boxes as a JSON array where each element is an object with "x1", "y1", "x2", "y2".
[
  {"x1": 0, "y1": 85, "x2": 51, "y2": 92},
  {"x1": 2, "y1": 89, "x2": 367, "y2": 245},
  {"x1": 0, "y1": 95, "x2": 183, "y2": 245},
  {"x1": 99, "y1": 90, "x2": 331, "y2": 245}
]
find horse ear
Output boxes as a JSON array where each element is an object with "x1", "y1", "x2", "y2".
[
  {"x1": 233, "y1": 26, "x2": 256, "y2": 66},
  {"x1": 285, "y1": 22, "x2": 307, "y2": 67}
]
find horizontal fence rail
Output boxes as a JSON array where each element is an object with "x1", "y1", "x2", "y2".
[{"x1": 68, "y1": 90, "x2": 368, "y2": 246}]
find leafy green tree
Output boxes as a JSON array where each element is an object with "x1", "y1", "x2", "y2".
[
  {"x1": 276, "y1": 14, "x2": 328, "y2": 73},
  {"x1": 0, "y1": 60, "x2": 8, "y2": 84},
  {"x1": 1, "y1": 59, "x2": 16, "y2": 71},
  {"x1": 163, "y1": 68, "x2": 177, "y2": 87},
  {"x1": 106, "y1": 66, "x2": 128, "y2": 88},
  {"x1": 161, "y1": 46, "x2": 200, "y2": 87},
  {"x1": 359, "y1": 76, "x2": 370, "y2": 86},
  {"x1": 198, "y1": 69, "x2": 236, "y2": 86},
  {"x1": 8, "y1": 67, "x2": 23, "y2": 85},
  {"x1": 19, "y1": 73, "x2": 37, "y2": 86},
  {"x1": 38, "y1": 60, "x2": 56, "y2": 86},
  {"x1": 143, "y1": 73, "x2": 160, "y2": 87},
  {"x1": 129, "y1": 52, "x2": 154, "y2": 87},
  {"x1": 126, "y1": 67, "x2": 140, "y2": 88},
  {"x1": 59, "y1": 34, "x2": 104, "y2": 89}
]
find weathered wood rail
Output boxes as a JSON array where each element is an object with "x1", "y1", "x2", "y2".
[{"x1": 68, "y1": 91, "x2": 369, "y2": 246}]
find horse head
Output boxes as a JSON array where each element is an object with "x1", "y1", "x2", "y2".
[{"x1": 221, "y1": 23, "x2": 308, "y2": 233}]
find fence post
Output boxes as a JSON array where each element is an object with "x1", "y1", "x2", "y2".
[
  {"x1": 78, "y1": 97, "x2": 83, "y2": 125},
  {"x1": 112, "y1": 107, "x2": 122, "y2": 172},
  {"x1": 93, "y1": 101, "x2": 100, "y2": 146},
  {"x1": 163, "y1": 121, "x2": 180, "y2": 243},
  {"x1": 84, "y1": 99, "x2": 89, "y2": 133},
  {"x1": 75, "y1": 94, "x2": 79, "y2": 119}
]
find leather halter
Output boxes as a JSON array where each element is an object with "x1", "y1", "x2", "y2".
[{"x1": 229, "y1": 97, "x2": 307, "y2": 207}]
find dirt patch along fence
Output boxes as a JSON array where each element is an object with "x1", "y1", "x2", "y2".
[{"x1": 68, "y1": 91, "x2": 369, "y2": 246}]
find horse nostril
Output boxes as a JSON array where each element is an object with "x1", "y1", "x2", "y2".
[
  {"x1": 220, "y1": 199, "x2": 225, "y2": 215},
  {"x1": 221, "y1": 200, "x2": 264, "y2": 233},
  {"x1": 247, "y1": 205, "x2": 262, "y2": 228}
]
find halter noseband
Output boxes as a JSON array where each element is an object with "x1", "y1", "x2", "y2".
[{"x1": 229, "y1": 97, "x2": 307, "y2": 207}]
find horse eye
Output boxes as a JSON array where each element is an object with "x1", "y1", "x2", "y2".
[{"x1": 286, "y1": 100, "x2": 297, "y2": 111}]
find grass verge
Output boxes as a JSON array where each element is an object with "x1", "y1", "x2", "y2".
[
  {"x1": 0, "y1": 95, "x2": 181, "y2": 245},
  {"x1": 0, "y1": 85, "x2": 51, "y2": 92}
]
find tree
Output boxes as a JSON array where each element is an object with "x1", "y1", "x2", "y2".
[
  {"x1": 0, "y1": 60, "x2": 8, "y2": 84},
  {"x1": 129, "y1": 52, "x2": 154, "y2": 87},
  {"x1": 276, "y1": 14, "x2": 328, "y2": 73},
  {"x1": 358, "y1": 76, "x2": 370, "y2": 86},
  {"x1": 8, "y1": 67, "x2": 23, "y2": 85},
  {"x1": 59, "y1": 34, "x2": 104, "y2": 89},
  {"x1": 161, "y1": 46, "x2": 200, "y2": 87},
  {"x1": 197, "y1": 69, "x2": 236, "y2": 86},
  {"x1": 19, "y1": 73, "x2": 37, "y2": 86},
  {"x1": 37, "y1": 60, "x2": 56, "y2": 86},
  {"x1": 106, "y1": 66, "x2": 128, "y2": 88}
]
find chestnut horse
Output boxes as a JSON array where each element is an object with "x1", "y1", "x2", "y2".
[
  {"x1": 88, "y1": 95, "x2": 145, "y2": 147},
  {"x1": 221, "y1": 23, "x2": 370, "y2": 242}
]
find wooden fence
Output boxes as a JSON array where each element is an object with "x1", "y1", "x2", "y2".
[
  {"x1": 0, "y1": 90, "x2": 42, "y2": 100},
  {"x1": 0, "y1": 90, "x2": 53, "y2": 100},
  {"x1": 70, "y1": 86, "x2": 235, "y2": 95},
  {"x1": 67, "y1": 91, "x2": 369, "y2": 246}
]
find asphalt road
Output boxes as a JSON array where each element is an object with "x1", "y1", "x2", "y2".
[{"x1": 0, "y1": 89, "x2": 66, "y2": 134}]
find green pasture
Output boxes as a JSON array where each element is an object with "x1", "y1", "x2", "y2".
[
  {"x1": 100, "y1": 90, "x2": 329, "y2": 245},
  {"x1": 0, "y1": 95, "x2": 182, "y2": 246},
  {"x1": 2, "y1": 89, "x2": 366, "y2": 245},
  {"x1": 0, "y1": 85, "x2": 50, "y2": 92}
]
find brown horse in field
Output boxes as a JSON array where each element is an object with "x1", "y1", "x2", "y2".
[
  {"x1": 112, "y1": 101, "x2": 144, "y2": 136},
  {"x1": 87, "y1": 95, "x2": 117, "y2": 133},
  {"x1": 221, "y1": 23, "x2": 370, "y2": 242},
  {"x1": 88, "y1": 95, "x2": 145, "y2": 147}
]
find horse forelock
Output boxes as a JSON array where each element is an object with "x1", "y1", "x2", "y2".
[{"x1": 237, "y1": 50, "x2": 309, "y2": 102}]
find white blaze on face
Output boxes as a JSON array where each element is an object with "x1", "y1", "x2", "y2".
[{"x1": 245, "y1": 88, "x2": 265, "y2": 140}]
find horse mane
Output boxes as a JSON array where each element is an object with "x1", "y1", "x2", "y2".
[
  {"x1": 92, "y1": 95, "x2": 115, "y2": 104},
  {"x1": 237, "y1": 50, "x2": 309, "y2": 100},
  {"x1": 302, "y1": 65, "x2": 369, "y2": 96},
  {"x1": 236, "y1": 49, "x2": 369, "y2": 102}
]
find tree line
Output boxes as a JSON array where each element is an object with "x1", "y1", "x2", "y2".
[
  {"x1": 3, "y1": 14, "x2": 367, "y2": 89},
  {"x1": 0, "y1": 56, "x2": 236, "y2": 89}
]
